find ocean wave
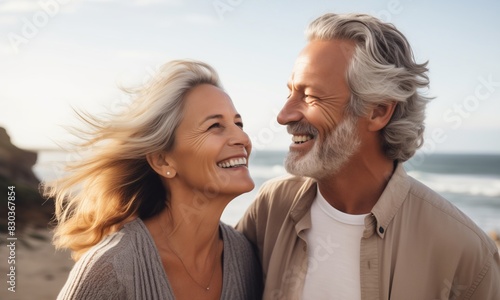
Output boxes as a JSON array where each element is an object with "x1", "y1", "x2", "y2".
[
  {"x1": 249, "y1": 165, "x2": 500, "y2": 198},
  {"x1": 34, "y1": 150, "x2": 500, "y2": 199},
  {"x1": 408, "y1": 171, "x2": 500, "y2": 198},
  {"x1": 249, "y1": 164, "x2": 287, "y2": 179}
]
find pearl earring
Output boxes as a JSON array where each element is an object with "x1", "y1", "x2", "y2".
[{"x1": 167, "y1": 171, "x2": 171, "y2": 176}]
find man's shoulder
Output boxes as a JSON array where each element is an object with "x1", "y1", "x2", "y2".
[
  {"x1": 242, "y1": 174, "x2": 315, "y2": 229},
  {"x1": 259, "y1": 174, "x2": 315, "y2": 198},
  {"x1": 405, "y1": 176, "x2": 497, "y2": 253}
]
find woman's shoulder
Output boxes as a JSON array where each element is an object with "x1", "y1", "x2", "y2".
[
  {"x1": 58, "y1": 231, "x2": 130, "y2": 299},
  {"x1": 219, "y1": 222, "x2": 259, "y2": 263},
  {"x1": 58, "y1": 219, "x2": 156, "y2": 299},
  {"x1": 219, "y1": 222, "x2": 264, "y2": 299},
  {"x1": 74, "y1": 219, "x2": 153, "y2": 275},
  {"x1": 219, "y1": 222, "x2": 252, "y2": 247}
]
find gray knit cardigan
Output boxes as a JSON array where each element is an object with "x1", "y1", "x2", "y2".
[{"x1": 57, "y1": 219, "x2": 262, "y2": 299}]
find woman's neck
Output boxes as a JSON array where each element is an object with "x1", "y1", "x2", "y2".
[
  {"x1": 144, "y1": 187, "x2": 230, "y2": 262},
  {"x1": 143, "y1": 189, "x2": 227, "y2": 299}
]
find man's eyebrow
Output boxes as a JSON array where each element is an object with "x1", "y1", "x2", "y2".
[
  {"x1": 287, "y1": 80, "x2": 327, "y2": 96},
  {"x1": 287, "y1": 81, "x2": 307, "y2": 92},
  {"x1": 287, "y1": 81, "x2": 299, "y2": 90},
  {"x1": 199, "y1": 114, "x2": 242, "y2": 126}
]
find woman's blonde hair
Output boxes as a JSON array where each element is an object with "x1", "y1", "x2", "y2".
[{"x1": 44, "y1": 60, "x2": 222, "y2": 260}]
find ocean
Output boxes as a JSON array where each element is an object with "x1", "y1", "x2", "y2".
[{"x1": 33, "y1": 150, "x2": 500, "y2": 233}]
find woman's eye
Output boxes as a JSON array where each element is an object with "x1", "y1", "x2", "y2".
[
  {"x1": 208, "y1": 123, "x2": 221, "y2": 130},
  {"x1": 235, "y1": 122, "x2": 244, "y2": 129}
]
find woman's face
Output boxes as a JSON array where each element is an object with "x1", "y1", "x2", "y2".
[{"x1": 167, "y1": 84, "x2": 254, "y2": 199}]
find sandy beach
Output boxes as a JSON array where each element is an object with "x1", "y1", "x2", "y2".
[{"x1": 0, "y1": 228, "x2": 73, "y2": 300}]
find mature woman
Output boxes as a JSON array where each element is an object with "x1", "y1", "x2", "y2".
[{"x1": 45, "y1": 60, "x2": 262, "y2": 299}]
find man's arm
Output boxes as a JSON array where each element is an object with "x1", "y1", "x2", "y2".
[{"x1": 468, "y1": 250, "x2": 500, "y2": 299}]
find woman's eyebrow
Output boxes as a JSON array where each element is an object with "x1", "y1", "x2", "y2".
[
  {"x1": 199, "y1": 114, "x2": 242, "y2": 126},
  {"x1": 199, "y1": 114, "x2": 223, "y2": 126}
]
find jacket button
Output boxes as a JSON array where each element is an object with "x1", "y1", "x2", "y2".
[{"x1": 379, "y1": 227, "x2": 384, "y2": 234}]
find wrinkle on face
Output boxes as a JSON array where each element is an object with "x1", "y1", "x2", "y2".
[
  {"x1": 307, "y1": 97, "x2": 348, "y2": 138},
  {"x1": 170, "y1": 121, "x2": 216, "y2": 182},
  {"x1": 175, "y1": 137, "x2": 216, "y2": 185},
  {"x1": 282, "y1": 39, "x2": 361, "y2": 178},
  {"x1": 166, "y1": 84, "x2": 252, "y2": 196},
  {"x1": 287, "y1": 39, "x2": 356, "y2": 139}
]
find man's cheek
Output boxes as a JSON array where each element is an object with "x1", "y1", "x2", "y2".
[{"x1": 310, "y1": 105, "x2": 338, "y2": 134}]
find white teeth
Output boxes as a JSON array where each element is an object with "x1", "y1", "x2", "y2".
[
  {"x1": 292, "y1": 135, "x2": 313, "y2": 143},
  {"x1": 217, "y1": 157, "x2": 247, "y2": 168}
]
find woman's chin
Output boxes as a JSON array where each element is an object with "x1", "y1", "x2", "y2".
[{"x1": 224, "y1": 180, "x2": 255, "y2": 198}]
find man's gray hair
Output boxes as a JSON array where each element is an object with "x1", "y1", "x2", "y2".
[{"x1": 307, "y1": 13, "x2": 431, "y2": 162}]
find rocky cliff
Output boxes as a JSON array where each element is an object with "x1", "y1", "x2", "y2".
[{"x1": 0, "y1": 127, "x2": 54, "y2": 232}]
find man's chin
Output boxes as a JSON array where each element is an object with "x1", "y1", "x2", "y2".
[
  {"x1": 284, "y1": 150, "x2": 321, "y2": 178},
  {"x1": 284, "y1": 151, "x2": 301, "y2": 174}
]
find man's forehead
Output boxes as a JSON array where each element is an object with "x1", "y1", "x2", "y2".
[
  {"x1": 297, "y1": 39, "x2": 355, "y2": 67},
  {"x1": 288, "y1": 39, "x2": 355, "y2": 88}
]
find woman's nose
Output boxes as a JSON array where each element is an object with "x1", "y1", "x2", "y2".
[{"x1": 229, "y1": 124, "x2": 251, "y2": 148}]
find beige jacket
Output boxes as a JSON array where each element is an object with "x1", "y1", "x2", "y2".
[{"x1": 236, "y1": 163, "x2": 500, "y2": 300}]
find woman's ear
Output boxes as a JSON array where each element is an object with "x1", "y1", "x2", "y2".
[
  {"x1": 146, "y1": 152, "x2": 177, "y2": 178},
  {"x1": 367, "y1": 102, "x2": 397, "y2": 131}
]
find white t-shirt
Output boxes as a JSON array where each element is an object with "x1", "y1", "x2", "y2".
[{"x1": 302, "y1": 187, "x2": 369, "y2": 300}]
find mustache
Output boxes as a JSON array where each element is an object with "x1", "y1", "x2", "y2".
[{"x1": 286, "y1": 121, "x2": 319, "y2": 136}]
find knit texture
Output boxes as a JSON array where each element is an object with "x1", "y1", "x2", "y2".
[{"x1": 57, "y1": 219, "x2": 262, "y2": 299}]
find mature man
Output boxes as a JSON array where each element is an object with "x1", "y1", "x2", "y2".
[{"x1": 236, "y1": 13, "x2": 500, "y2": 300}]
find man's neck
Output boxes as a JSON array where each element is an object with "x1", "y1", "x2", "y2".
[{"x1": 317, "y1": 155, "x2": 396, "y2": 215}]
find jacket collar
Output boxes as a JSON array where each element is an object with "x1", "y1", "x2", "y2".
[
  {"x1": 288, "y1": 162, "x2": 410, "y2": 239},
  {"x1": 370, "y1": 162, "x2": 410, "y2": 239},
  {"x1": 289, "y1": 177, "x2": 316, "y2": 237}
]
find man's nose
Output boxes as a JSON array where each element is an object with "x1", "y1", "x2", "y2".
[{"x1": 277, "y1": 95, "x2": 303, "y2": 125}]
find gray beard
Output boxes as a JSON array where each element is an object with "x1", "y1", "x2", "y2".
[{"x1": 284, "y1": 115, "x2": 361, "y2": 180}]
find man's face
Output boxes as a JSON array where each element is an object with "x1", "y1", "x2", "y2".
[{"x1": 278, "y1": 39, "x2": 361, "y2": 179}]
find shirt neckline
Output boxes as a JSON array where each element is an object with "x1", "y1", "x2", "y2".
[{"x1": 315, "y1": 186, "x2": 369, "y2": 226}]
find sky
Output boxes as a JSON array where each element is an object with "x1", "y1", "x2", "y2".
[{"x1": 1, "y1": 0, "x2": 499, "y2": 154}]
